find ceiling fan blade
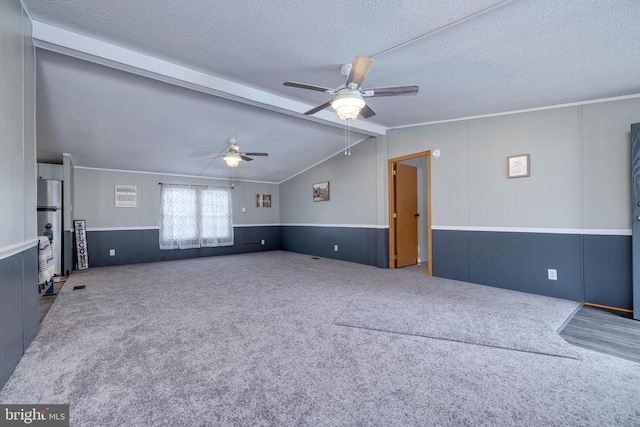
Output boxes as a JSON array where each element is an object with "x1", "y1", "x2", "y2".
[
  {"x1": 363, "y1": 85, "x2": 419, "y2": 97},
  {"x1": 283, "y1": 81, "x2": 333, "y2": 93},
  {"x1": 347, "y1": 56, "x2": 374, "y2": 87},
  {"x1": 240, "y1": 156, "x2": 253, "y2": 162},
  {"x1": 359, "y1": 104, "x2": 376, "y2": 119},
  {"x1": 304, "y1": 100, "x2": 332, "y2": 115},
  {"x1": 243, "y1": 152, "x2": 269, "y2": 156}
]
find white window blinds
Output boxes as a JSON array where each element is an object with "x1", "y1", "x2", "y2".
[{"x1": 159, "y1": 184, "x2": 233, "y2": 250}]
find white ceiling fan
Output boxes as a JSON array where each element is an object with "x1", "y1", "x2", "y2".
[
  {"x1": 190, "y1": 138, "x2": 269, "y2": 167},
  {"x1": 283, "y1": 56, "x2": 419, "y2": 120}
]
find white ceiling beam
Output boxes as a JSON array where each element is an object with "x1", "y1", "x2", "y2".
[{"x1": 31, "y1": 21, "x2": 386, "y2": 137}]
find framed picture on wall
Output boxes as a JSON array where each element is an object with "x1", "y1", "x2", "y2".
[
  {"x1": 115, "y1": 185, "x2": 137, "y2": 207},
  {"x1": 313, "y1": 181, "x2": 330, "y2": 202},
  {"x1": 256, "y1": 194, "x2": 272, "y2": 208},
  {"x1": 507, "y1": 154, "x2": 530, "y2": 178}
]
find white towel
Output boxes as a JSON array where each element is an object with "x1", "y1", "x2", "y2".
[{"x1": 38, "y1": 236, "x2": 55, "y2": 285}]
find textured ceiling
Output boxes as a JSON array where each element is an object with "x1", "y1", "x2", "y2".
[
  {"x1": 36, "y1": 50, "x2": 368, "y2": 182},
  {"x1": 23, "y1": 0, "x2": 640, "y2": 180}
]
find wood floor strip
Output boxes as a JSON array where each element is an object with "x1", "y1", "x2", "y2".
[
  {"x1": 584, "y1": 302, "x2": 633, "y2": 314},
  {"x1": 560, "y1": 306, "x2": 640, "y2": 364}
]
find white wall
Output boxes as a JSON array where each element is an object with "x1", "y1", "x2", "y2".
[
  {"x1": 388, "y1": 97, "x2": 640, "y2": 231},
  {"x1": 280, "y1": 138, "x2": 381, "y2": 226},
  {"x1": 0, "y1": 0, "x2": 36, "y2": 251},
  {"x1": 582, "y1": 98, "x2": 639, "y2": 230},
  {"x1": 73, "y1": 167, "x2": 279, "y2": 228},
  {"x1": 389, "y1": 121, "x2": 470, "y2": 227},
  {"x1": 23, "y1": 12, "x2": 36, "y2": 243},
  {"x1": 468, "y1": 108, "x2": 581, "y2": 228}
]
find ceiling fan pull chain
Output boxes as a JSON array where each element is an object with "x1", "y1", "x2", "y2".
[
  {"x1": 344, "y1": 121, "x2": 348, "y2": 155},
  {"x1": 230, "y1": 161, "x2": 238, "y2": 188},
  {"x1": 347, "y1": 121, "x2": 352, "y2": 156}
]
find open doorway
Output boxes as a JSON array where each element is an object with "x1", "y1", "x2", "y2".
[{"x1": 388, "y1": 151, "x2": 432, "y2": 275}]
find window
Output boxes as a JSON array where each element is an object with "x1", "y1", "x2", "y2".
[{"x1": 160, "y1": 184, "x2": 233, "y2": 250}]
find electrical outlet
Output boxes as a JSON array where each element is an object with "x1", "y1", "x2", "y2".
[
  {"x1": 260, "y1": 240, "x2": 265, "y2": 245},
  {"x1": 334, "y1": 245, "x2": 338, "y2": 251},
  {"x1": 547, "y1": 269, "x2": 557, "y2": 281},
  {"x1": 242, "y1": 207, "x2": 246, "y2": 213},
  {"x1": 109, "y1": 249, "x2": 116, "y2": 257}
]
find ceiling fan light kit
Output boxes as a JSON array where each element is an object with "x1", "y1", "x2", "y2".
[
  {"x1": 192, "y1": 137, "x2": 269, "y2": 168},
  {"x1": 331, "y1": 91, "x2": 366, "y2": 121},
  {"x1": 223, "y1": 152, "x2": 241, "y2": 168}
]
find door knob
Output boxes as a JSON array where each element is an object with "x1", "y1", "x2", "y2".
[{"x1": 415, "y1": 213, "x2": 420, "y2": 217}]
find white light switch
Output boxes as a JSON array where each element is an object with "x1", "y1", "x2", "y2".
[
  {"x1": 261, "y1": 240, "x2": 265, "y2": 245},
  {"x1": 109, "y1": 249, "x2": 116, "y2": 256},
  {"x1": 548, "y1": 269, "x2": 557, "y2": 280},
  {"x1": 334, "y1": 245, "x2": 338, "y2": 251}
]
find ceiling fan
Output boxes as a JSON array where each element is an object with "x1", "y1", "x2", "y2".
[
  {"x1": 190, "y1": 138, "x2": 268, "y2": 167},
  {"x1": 283, "y1": 56, "x2": 419, "y2": 120}
]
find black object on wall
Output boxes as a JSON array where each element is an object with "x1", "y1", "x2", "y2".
[{"x1": 63, "y1": 230, "x2": 74, "y2": 275}]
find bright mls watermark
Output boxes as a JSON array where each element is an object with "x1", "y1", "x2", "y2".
[{"x1": 0, "y1": 405, "x2": 68, "y2": 426}]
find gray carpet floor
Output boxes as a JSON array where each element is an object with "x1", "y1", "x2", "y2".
[
  {"x1": 1, "y1": 251, "x2": 639, "y2": 426},
  {"x1": 335, "y1": 297, "x2": 581, "y2": 359}
]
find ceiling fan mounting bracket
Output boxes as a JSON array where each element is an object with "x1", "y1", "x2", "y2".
[{"x1": 340, "y1": 63, "x2": 352, "y2": 77}]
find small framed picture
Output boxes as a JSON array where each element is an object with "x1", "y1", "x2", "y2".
[
  {"x1": 507, "y1": 154, "x2": 530, "y2": 178},
  {"x1": 115, "y1": 185, "x2": 137, "y2": 207},
  {"x1": 313, "y1": 181, "x2": 330, "y2": 202},
  {"x1": 256, "y1": 194, "x2": 272, "y2": 208}
]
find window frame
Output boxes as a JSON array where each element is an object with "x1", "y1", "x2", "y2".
[{"x1": 159, "y1": 184, "x2": 233, "y2": 250}]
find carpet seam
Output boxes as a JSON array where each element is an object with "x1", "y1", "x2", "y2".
[{"x1": 333, "y1": 322, "x2": 583, "y2": 361}]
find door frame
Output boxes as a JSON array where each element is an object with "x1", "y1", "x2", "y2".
[{"x1": 388, "y1": 150, "x2": 432, "y2": 275}]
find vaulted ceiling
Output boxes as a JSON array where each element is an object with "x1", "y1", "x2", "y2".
[{"x1": 24, "y1": 0, "x2": 640, "y2": 182}]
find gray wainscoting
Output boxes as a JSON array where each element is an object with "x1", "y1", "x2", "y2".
[
  {"x1": 470, "y1": 231, "x2": 583, "y2": 301},
  {"x1": 280, "y1": 226, "x2": 388, "y2": 268},
  {"x1": 84, "y1": 226, "x2": 281, "y2": 267},
  {"x1": 0, "y1": 245, "x2": 39, "y2": 389},
  {"x1": 583, "y1": 234, "x2": 632, "y2": 309},
  {"x1": 22, "y1": 246, "x2": 39, "y2": 350},
  {"x1": 432, "y1": 230, "x2": 471, "y2": 282},
  {"x1": 433, "y1": 229, "x2": 632, "y2": 309}
]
